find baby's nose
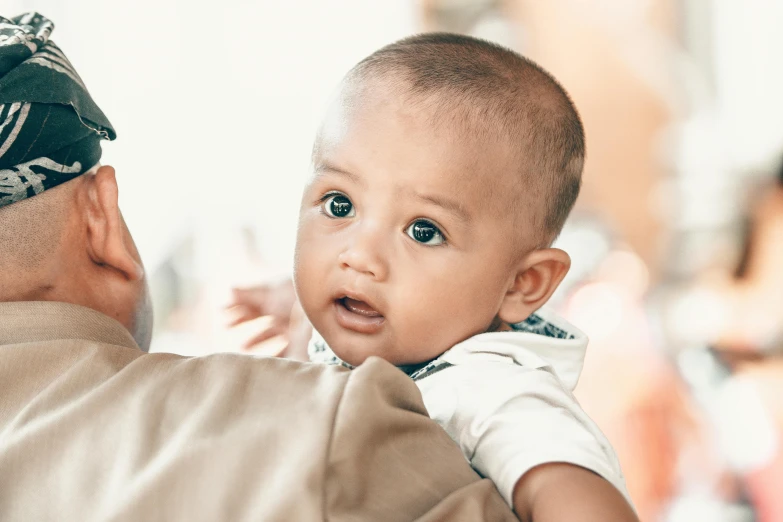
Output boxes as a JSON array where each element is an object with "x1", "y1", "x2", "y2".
[{"x1": 338, "y1": 227, "x2": 389, "y2": 281}]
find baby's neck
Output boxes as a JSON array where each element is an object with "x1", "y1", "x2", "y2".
[
  {"x1": 396, "y1": 360, "x2": 432, "y2": 376},
  {"x1": 487, "y1": 316, "x2": 512, "y2": 333}
]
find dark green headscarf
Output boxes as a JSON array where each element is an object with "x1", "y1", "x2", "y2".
[{"x1": 0, "y1": 12, "x2": 115, "y2": 209}]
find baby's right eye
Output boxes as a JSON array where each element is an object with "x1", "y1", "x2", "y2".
[{"x1": 322, "y1": 193, "x2": 355, "y2": 218}]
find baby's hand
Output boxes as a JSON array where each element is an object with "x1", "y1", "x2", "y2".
[
  {"x1": 227, "y1": 279, "x2": 296, "y2": 327},
  {"x1": 226, "y1": 279, "x2": 311, "y2": 359}
]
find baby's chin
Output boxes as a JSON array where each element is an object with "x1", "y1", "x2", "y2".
[
  {"x1": 330, "y1": 339, "x2": 429, "y2": 368},
  {"x1": 332, "y1": 345, "x2": 395, "y2": 368}
]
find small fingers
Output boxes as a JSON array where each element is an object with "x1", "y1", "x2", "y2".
[
  {"x1": 226, "y1": 305, "x2": 263, "y2": 327},
  {"x1": 241, "y1": 322, "x2": 288, "y2": 350},
  {"x1": 227, "y1": 286, "x2": 269, "y2": 309}
]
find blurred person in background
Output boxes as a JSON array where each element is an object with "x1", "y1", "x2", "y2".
[
  {"x1": 645, "y1": 154, "x2": 783, "y2": 522},
  {"x1": 700, "y1": 158, "x2": 783, "y2": 522},
  {"x1": 710, "y1": 159, "x2": 783, "y2": 354},
  {"x1": 0, "y1": 12, "x2": 518, "y2": 521}
]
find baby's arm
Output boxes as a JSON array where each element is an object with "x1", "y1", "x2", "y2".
[{"x1": 512, "y1": 462, "x2": 637, "y2": 522}]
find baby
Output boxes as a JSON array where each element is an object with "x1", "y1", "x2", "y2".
[{"x1": 235, "y1": 33, "x2": 636, "y2": 520}]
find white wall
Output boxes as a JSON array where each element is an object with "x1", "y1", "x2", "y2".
[{"x1": 711, "y1": 0, "x2": 783, "y2": 171}]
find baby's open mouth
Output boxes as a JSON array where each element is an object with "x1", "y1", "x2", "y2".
[
  {"x1": 339, "y1": 297, "x2": 382, "y2": 317},
  {"x1": 334, "y1": 296, "x2": 385, "y2": 334}
]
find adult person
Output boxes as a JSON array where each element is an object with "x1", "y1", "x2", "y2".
[{"x1": 0, "y1": 12, "x2": 515, "y2": 521}]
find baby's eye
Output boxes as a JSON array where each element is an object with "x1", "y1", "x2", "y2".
[
  {"x1": 322, "y1": 193, "x2": 355, "y2": 218},
  {"x1": 405, "y1": 220, "x2": 445, "y2": 246}
]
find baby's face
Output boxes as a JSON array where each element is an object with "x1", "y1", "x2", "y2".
[{"x1": 294, "y1": 87, "x2": 534, "y2": 366}]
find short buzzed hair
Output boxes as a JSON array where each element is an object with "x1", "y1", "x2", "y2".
[
  {"x1": 0, "y1": 179, "x2": 71, "y2": 275},
  {"x1": 346, "y1": 33, "x2": 584, "y2": 243}
]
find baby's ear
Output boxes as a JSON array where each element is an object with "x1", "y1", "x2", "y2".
[{"x1": 498, "y1": 248, "x2": 570, "y2": 325}]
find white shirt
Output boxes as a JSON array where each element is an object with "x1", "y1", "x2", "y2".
[
  {"x1": 309, "y1": 308, "x2": 631, "y2": 508},
  {"x1": 412, "y1": 308, "x2": 630, "y2": 507}
]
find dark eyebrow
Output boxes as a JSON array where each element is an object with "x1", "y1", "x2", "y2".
[
  {"x1": 412, "y1": 191, "x2": 470, "y2": 223},
  {"x1": 313, "y1": 161, "x2": 361, "y2": 184}
]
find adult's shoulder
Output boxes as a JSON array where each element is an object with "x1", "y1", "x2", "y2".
[
  {"x1": 0, "y1": 341, "x2": 353, "y2": 521},
  {"x1": 326, "y1": 356, "x2": 517, "y2": 521}
]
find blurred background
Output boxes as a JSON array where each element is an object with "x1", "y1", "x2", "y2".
[{"x1": 7, "y1": 0, "x2": 783, "y2": 520}]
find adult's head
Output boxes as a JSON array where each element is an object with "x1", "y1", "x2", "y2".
[{"x1": 0, "y1": 12, "x2": 152, "y2": 350}]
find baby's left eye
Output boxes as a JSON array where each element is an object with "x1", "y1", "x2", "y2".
[{"x1": 405, "y1": 220, "x2": 445, "y2": 246}]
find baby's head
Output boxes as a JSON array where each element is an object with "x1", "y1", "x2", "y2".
[{"x1": 294, "y1": 33, "x2": 584, "y2": 366}]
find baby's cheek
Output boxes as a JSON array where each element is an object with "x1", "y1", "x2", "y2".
[
  {"x1": 294, "y1": 258, "x2": 324, "y2": 316},
  {"x1": 394, "y1": 310, "x2": 453, "y2": 360},
  {"x1": 415, "y1": 292, "x2": 491, "y2": 347}
]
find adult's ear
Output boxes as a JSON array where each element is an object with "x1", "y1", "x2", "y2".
[
  {"x1": 498, "y1": 248, "x2": 570, "y2": 325},
  {"x1": 80, "y1": 165, "x2": 144, "y2": 281}
]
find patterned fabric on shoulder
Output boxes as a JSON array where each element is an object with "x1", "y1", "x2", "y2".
[{"x1": 510, "y1": 312, "x2": 575, "y2": 340}]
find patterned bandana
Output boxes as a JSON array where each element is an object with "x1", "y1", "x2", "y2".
[{"x1": 0, "y1": 12, "x2": 115, "y2": 209}]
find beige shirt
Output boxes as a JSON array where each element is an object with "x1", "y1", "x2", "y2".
[{"x1": 0, "y1": 301, "x2": 515, "y2": 522}]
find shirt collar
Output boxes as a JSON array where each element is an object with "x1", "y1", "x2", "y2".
[
  {"x1": 0, "y1": 301, "x2": 139, "y2": 350},
  {"x1": 443, "y1": 308, "x2": 588, "y2": 391}
]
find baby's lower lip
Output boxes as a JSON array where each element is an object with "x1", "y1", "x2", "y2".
[{"x1": 334, "y1": 298, "x2": 385, "y2": 334}]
